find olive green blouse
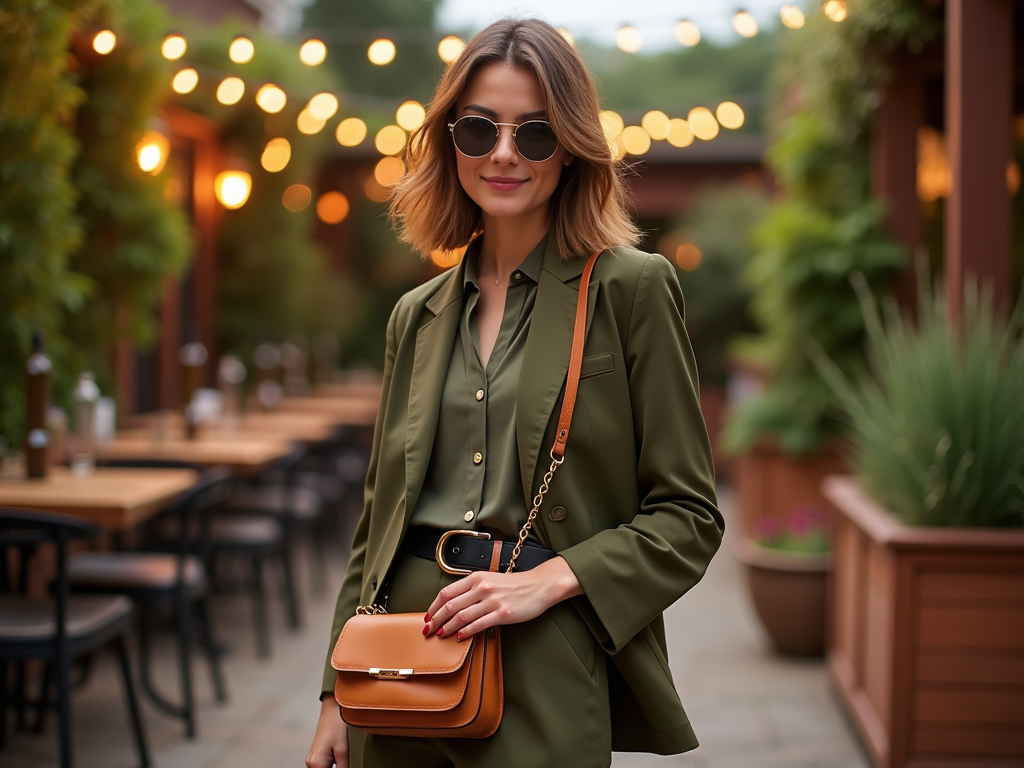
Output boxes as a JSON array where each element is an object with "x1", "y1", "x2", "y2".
[{"x1": 409, "y1": 234, "x2": 547, "y2": 537}]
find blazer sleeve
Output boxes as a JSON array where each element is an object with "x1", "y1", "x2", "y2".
[
  {"x1": 558, "y1": 253, "x2": 725, "y2": 654},
  {"x1": 319, "y1": 299, "x2": 401, "y2": 695}
]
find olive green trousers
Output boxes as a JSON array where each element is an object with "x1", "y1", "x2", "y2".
[{"x1": 346, "y1": 554, "x2": 612, "y2": 768}]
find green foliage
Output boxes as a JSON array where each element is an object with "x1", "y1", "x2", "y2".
[
  {"x1": 724, "y1": 0, "x2": 934, "y2": 456},
  {"x1": 672, "y1": 186, "x2": 768, "y2": 386},
  {"x1": 818, "y1": 275, "x2": 1024, "y2": 528},
  {"x1": 68, "y1": 0, "x2": 191, "y2": 390}
]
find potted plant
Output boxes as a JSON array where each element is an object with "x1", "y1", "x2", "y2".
[
  {"x1": 733, "y1": 505, "x2": 832, "y2": 656},
  {"x1": 818, "y1": 275, "x2": 1024, "y2": 768}
]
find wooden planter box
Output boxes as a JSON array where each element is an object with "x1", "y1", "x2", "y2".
[
  {"x1": 735, "y1": 439, "x2": 847, "y2": 539},
  {"x1": 823, "y1": 476, "x2": 1024, "y2": 768}
]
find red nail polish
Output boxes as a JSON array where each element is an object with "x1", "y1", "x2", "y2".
[
  {"x1": 456, "y1": 631, "x2": 463, "y2": 641},
  {"x1": 422, "y1": 625, "x2": 430, "y2": 636},
  {"x1": 436, "y1": 628, "x2": 444, "y2": 637},
  {"x1": 424, "y1": 613, "x2": 430, "y2": 623}
]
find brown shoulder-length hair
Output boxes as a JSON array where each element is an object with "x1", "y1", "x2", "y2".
[{"x1": 389, "y1": 18, "x2": 640, "y2": 260}]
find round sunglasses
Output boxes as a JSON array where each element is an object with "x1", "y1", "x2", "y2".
[{"x1": 448, "y1": 115, "x2": 559, "y2": 163}]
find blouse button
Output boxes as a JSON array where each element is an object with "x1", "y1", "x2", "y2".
[
  {"x1": 473, "y1": 452, "x2": 483, "y2": 464},
  {"x1": 464, "y1": 510, "x2": 475, "y2": 522},
  {"x1": 475, "y1": 390, "x2": 484, "y2": 401}
]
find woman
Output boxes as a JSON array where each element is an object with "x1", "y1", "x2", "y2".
[{"x1": 307, "y1": 18, "x2": 723, "y2": 768}]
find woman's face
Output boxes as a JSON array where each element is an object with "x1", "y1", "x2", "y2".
[{"x1": 452, "y1": 62, "x2": 571, "y2": 227}]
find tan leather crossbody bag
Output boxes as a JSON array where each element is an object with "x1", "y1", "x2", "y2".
[{"x1": 331, "y1": 248, "x2": 604, "y2": 738}]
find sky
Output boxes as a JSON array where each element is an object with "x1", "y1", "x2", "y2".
[{"x1": 437, "y1": 0, "x2": 808, "y2": 51}]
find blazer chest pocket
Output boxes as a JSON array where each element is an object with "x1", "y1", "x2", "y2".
[{"x1": 579, "y1": 353, "x2": 615, "y2": 380}]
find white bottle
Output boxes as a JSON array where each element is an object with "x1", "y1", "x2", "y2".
[{"x1": 72, "y1": 372, "x2": 100, "y2": 477}]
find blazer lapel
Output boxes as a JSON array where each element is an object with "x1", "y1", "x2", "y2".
[
  {"x1": 516, "y1": 238, "x2": 601, "y2": 507},
  {"x1": 404, "y1": 263, "x2": 465, "y2": 521}
]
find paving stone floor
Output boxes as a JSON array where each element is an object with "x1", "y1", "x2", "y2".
[{"x1": 2, "y1": 487, "x2": 870, "y2": 767}]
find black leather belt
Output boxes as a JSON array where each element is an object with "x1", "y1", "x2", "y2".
[{"x1": 402, "y1": 526, "x2": 557, "y2": 574}]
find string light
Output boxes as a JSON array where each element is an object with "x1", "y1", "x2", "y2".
[
  {"x1": 823, "y1": 0, "x2": 848, "y2": 21},
  {"x1": 780, "y1": 5, "x2": 806, "y2": 28},
  {"x1": 216, "y1": 77, "x2": 245, "y2": 105},
  {"x1": 161, "y1": 34, "x2": 186, "y2": 60},
  {"x1": 438, "y1": 36, "x2": 465, "y2": 63},
  {"x1": 308, "y1": 92, "x2": 339, "y2": 120},
  {"x1": 135, "y1": 131, "x2": 169, "y2": 175},
  {"x1": 299, "y1": 39, "x2": 326, "y2": 66},
  {"x1": 283, "y1": 184, "x2": 312, "y2": 212},
  {"x1": 716, "y1": 101, "x2": 745, "y2": 129},
  {"x1": 600, "y1": 111, "x2": 624, "y2": 157},
  {"x1": 375, "y1": 156, "x2": 405, "y2": 186},
  {"x1": 732, "y1": 10, "x2": 759, "y2": 37},
  {"x1": 368, "y1": 39, "x2": 396, "y2": 65},
  {"x1": 616, "y1": 25, "x2": 643, "y2": 53},
  {"x1": 229, "y1": 36, "x2": 254, "y2": 64},
  {"x1": 641, "y1": 110, "x2": 670, "y2": 140},
  {"x1": 260, "y1": 138, "x2": 291, "y2": 173},
  {"x1": 297, "y1": 109, "x2": 327, "y2": 134},
  {"x1": 336, "y1": 117, "x2": 368, "y2": 147},
  {"x1": 256, "y1": 84, "x2": 287, "y2": 114},
  {"x1": 317, "y1": 192, "x2": 350, "y2": 224},
  {"x1": 375, "y1": 125, "x2": 407, "y2": 156},
  {"x1": 93, "y1": 30, "x2": 116, "y2": 54},
  {"x1": 688, "y1": 107, "x2": 720, "y2": 140},
  {"x1": 620, "y1": 125, "x2": 651, "y2": 155},
  {"x1": 666, "y1": 118, "x2": 694, "y2": 147},
  {"x1": 675, "y1": 20, "x2": 701, "y2": 46},
  {"x1": 172, "y1": 67, "x2": 198, "y2": 94},
  {"x1": 215, "y1": 171, "x2": 251, "y2": 209},
  {"x1": 396, "y1": 101, "x2": 426, "y2": 131},
  {"x1": 364, "y1": 175, "x2": 390, "y2": 203}
]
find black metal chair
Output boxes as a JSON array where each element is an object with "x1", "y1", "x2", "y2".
[
  {"x1": 68, "y1": 465, "x2": 232, "y2": 738},
  {"x1": 0, "y1": 507, "x2": 150, "y2": 768}
]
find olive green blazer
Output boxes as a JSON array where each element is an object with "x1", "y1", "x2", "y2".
[{"x1": 321, "y1": 237, "x2": 724, "y2": 755}]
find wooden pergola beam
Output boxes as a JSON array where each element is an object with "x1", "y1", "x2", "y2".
[{"x1": 945, "y1": 0, "x2": 1014, "y2": 318}]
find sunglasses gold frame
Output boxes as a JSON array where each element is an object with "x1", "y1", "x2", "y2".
[{"x1": 447, "y1": 115, "x2": 559, "y2": 162}]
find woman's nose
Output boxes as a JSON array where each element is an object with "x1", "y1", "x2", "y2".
[{"x1": 491, "y1": 125, "x2": 519, "y2": 164}]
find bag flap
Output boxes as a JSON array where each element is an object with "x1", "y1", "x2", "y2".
[{"x1": 331, "y1": 612, "x2": 473, "y2": 675}]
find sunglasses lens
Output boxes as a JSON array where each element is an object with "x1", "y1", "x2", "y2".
[
  {"x1": 452, "y1": 117, "x2": 497, "y2": 157},
  {"x1": 515, "y1": 121, "x2": 559, "y2": 162}
]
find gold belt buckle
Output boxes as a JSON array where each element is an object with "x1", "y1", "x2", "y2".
[{"x1": 435, "y1": 530, "x2": 491, "y2": 575}]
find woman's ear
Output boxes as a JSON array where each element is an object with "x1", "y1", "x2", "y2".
[{"x1": 563, "y1": 154, "x2": 575, "y2": 167}]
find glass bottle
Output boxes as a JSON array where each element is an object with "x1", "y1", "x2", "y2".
[
  {"x1": 217, "y1": 354, "x2": 246, "y2": 432},
  {"x1": 72, "y1": 372, "x2": 100, "y2": 477},
  {"x1": 179, "y1": 328, "x2": 209, "y2": 409},
  {"x1": 25, "y1": 330, "x2": 52, "y2": 479}
]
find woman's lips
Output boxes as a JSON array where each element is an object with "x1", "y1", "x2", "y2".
[{"x1": 483, "y1": 176, "x2": 527, "y2": 191}]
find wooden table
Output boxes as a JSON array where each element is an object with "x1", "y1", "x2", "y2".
[
  {"x1": 275, "y1": 396, "x2": 378, "y2": 425},
  {"x1": 122, "y1": 411, "x2": 341, "y2": 444},
  {"x1": 0, "y1": 467, "x2": 198, "y2": 530},
  {"x1": 312, "y1": 380, "x2": 382, "y2": 401},
  {"x1": 100, "y1": 433, "x2": 295, "y2": 475}
]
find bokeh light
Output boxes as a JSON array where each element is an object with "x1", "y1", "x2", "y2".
[
  {"x1": 716, "y1": 102, "x2": 745, "y2": 129},
  {"x1": 297, "y1": 109, "x2": 327, "y2": 135},
  {"x1": 282, "y1": 184, "x2": 312, "y2": 212},
  {"x1": 687, "y1": 107, "x2": 720, "y2": 140},
  {"x1": 375, "y1": 156, "x2": 405, "y2": 187},
  {"x1": 438, "y1": 36, "x2": 465, "y2": 63},
  {"x1": 780, "y1": 5, "x2": 806, "y2": 29},
  {"x1": 309, "y1": 92, "x2": 339, "y2": 120},
  {"x1": 162, "y1": 34, "x2": 186, "y2": 60},
  {"x1": 674, "y1": 20, "x2": 700, "y2": 46},
  {"x1": 666, "y1": 119, "x2": 694, "y2": 148},
  {"x1": 732, "y1": 11, "x2": 759, "y2": 37},
  {"x1": 368, "y1": 39, "x2": 396, "y2": 65},
  {"x1": 216, "y1": 77, "x2": 245, "y2": 105},
  {"x1": 93, "y1": 31, "x2": 116, "y2": 54},
  {"x1": 317, "y1": 192, "x2": 350, "y2": 224},
  {"x1": 431, "y1": 245, "x2": 467, "y2": 270},
  {"x1": 824, "y1": 1, "x2": 849, "y2": 22},
  {"x1": 642, "y1": 110, "x2": 670, "y2": 141},
  {"x1": 375, "y1": 125, "x2": 407, "y2": 156},
  {"x1": 172, "y1": 68, "x2": 198, "y2": 94},
  {"x1": 256, "y1": 85, "x2": 287, "y2": 114},
  {"x1": 364, "y1": 175, "x2": 391, "y2": 203},
  {"x1": 336, "y1": 117, "x2": 368, "y2": 147},
  {"x1": 675, "y1": 244, "x2": 702, "y2": 271},
  {"x1": 616, "y1": 25, "x2": 642, "y2": 53},
  {"x1": 620, "y1": 126, "x2": 651, "y2": 155},
  {"x1": 299, "y1": 39, "x2": 327, "y2": 66},
  {"x1": 396, "y1": 101, "x2": 426, "y2": 131},
  {"x1": 135, "y1": 132, "x2": 169, "y2": 175},
  {"x1": 215, "y1": 171, "x2": 251, "y2": 209},
  {"x1": 260, "y1": 138, "x2": 291, "y2": 173},
  {"x1": 229, "y1": 36, "x2": 254, "y2": 64}
]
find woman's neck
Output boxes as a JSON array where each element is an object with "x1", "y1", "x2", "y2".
[{"x1": 477, "y1": 211, "x2": 549, "y2": 282}]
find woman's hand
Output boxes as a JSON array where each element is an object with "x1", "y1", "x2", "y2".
[
  {"x1": 305, "y1": 697, "x2": 348, "y2": 768},
  {"x1": 423, "y1": 555, "x2": 583, "y2": 640}
]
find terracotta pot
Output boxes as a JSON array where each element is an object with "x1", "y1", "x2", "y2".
[
  {"x1": 823, "y1": 476, "x2": 1024, "y2": 768},
  {"x1": 733, "y1": 538, "x2": 832, "y2": 656}
]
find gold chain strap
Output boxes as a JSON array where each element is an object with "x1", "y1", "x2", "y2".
[{"x1": 505, "y1": 451, "x2": 563, "y2": 574}]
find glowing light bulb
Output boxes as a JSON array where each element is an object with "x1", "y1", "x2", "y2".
[
  {"x1": 687, "y1": 107, "x2": 719, "y2": 140},
  {"x1": 216, "y1": 77, "x2": 245, "y2": 105},
  {"x1": 172, "y1": 68, "x2": 198, "y2": 94},
  {"x1": 616, "y1": 25, "x2": 642, "y2": 53},
  {"x1": 642, "y1": 110, "x2": 670, "y2": 141},
  {"x1": 297, "y1": 109, "x2": 326, "y2": 135},
  {"x1": 336, "y1": 117, "x2": 368, "y2": 147},
  {"x1": 308, "y1": 92, "x2": 339, "y2": 120},
  {"x1": 317, "y1": 192, "x2": 350, "y2": 224},
  {"x1": 260, "y1": 138, "x2": 291, "y2": 173},
  {"x1": 374, "y1": 156, "x2": 405, "y2": 187},
  {"x1": 716, "y1": 102, "x2": 745, "y2": 129},
  {"x1": 162, "y1": 34, "x2": 186, "y2": 60},
  {"x1": 135, "y1": 131, "x2": 169, "y2": 175},
  {"x1": 229, "y1": 36, "x2": 254, "y2": 64},
  {"x1": 620, "y1": 126, "x2": 651, "y2": 155},
  {"x1": 437, "y1": 36, "x2": 465, "y2": 63},
  {"x1": 780, "y1": 5, "x2": 806, "y2": 29},
  {"x1": 299, "y1": 39, "x2": 327, "y2": 66},
  {"x1": 256, "y1": 85, "x2": 287, "y2": 114},
  {"x1": 368, "y1": 39, "x2": 396, "y2": 65},
  {"x1": 375, "y1": 125, "x2": 407, "y2": 156},
  {"x1": 675, "y1": 244, "x2": 702, "y2": 271},
  {"x1": 93, "y1": 30, "x2": 116, "y2": 54},
  {"x1": 666, "y1": 119, "x2": 694, "y2": 148},
  {"x1": 823, "y1": 0, "x2": 848, "y2": 22},
  {"x1": 674, "y1": 20, "x2": 700, "y2": 46},
  {"x1": 283, "y1": 184, "x2": 311, "y2": 212},
  {"x1": 732, "y1": 11, "x2": 759, "y2": 37},
  {"x1": 215, "y1": 171, "x2": 251, "y2": 209},
  {"x1": 396, "y1": 101, "x2": 426, "y2": 131}
]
